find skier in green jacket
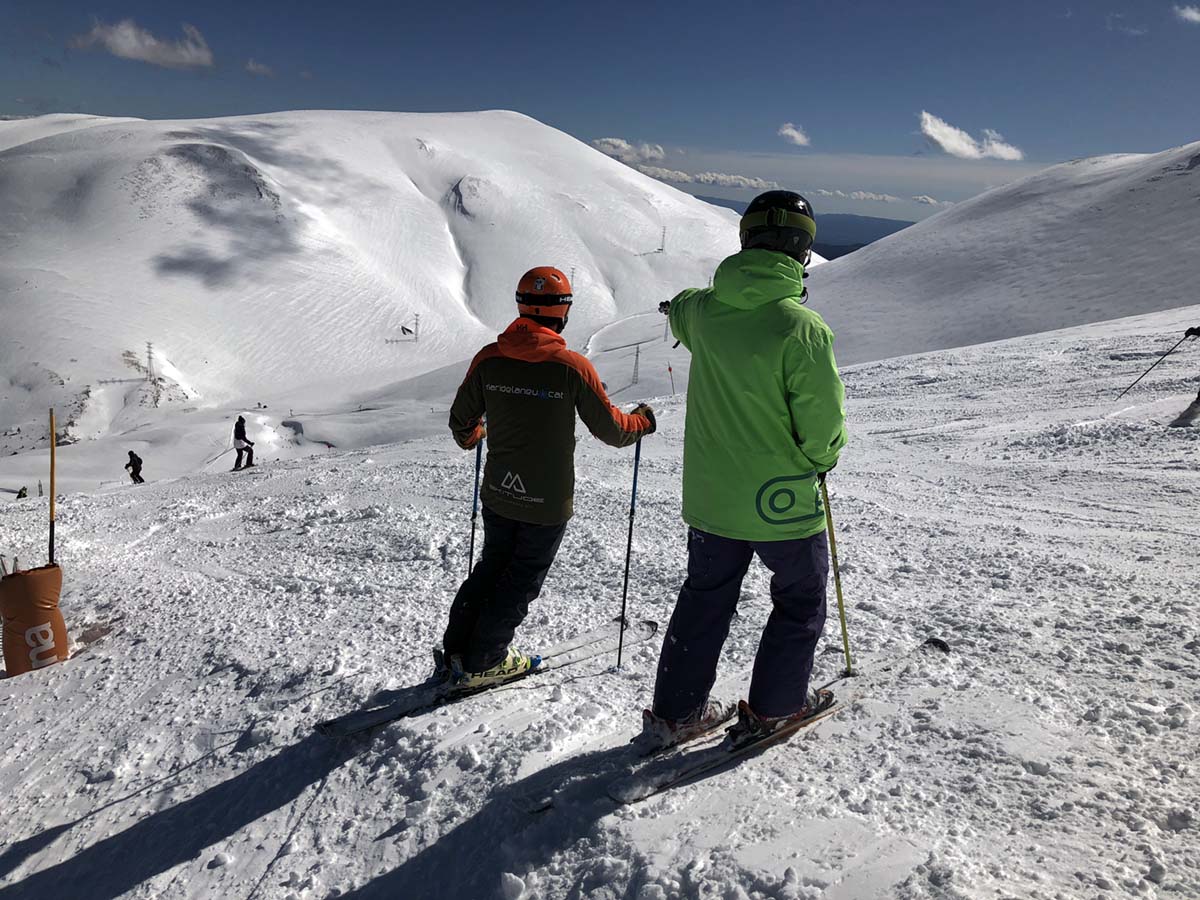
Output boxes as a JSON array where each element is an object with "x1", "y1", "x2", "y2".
[{"x1": 640, "y1": 190, "x2": 848, "y2": 750}]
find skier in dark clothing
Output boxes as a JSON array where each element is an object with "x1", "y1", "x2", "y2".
[
  {"x1": 125, "y1": 451, "x2": 145, "y2": 484},
  {"x1": 1168, "y1": 326, "x2": 1200, "y2": 427},
  {"x1": 1188, "y1": 326, "x2": 1200, "y2": 403},
  {"x1": 443, "y1": 266, "x2": 655, "y2": 691},
  {"x1": 640, "y1": 191, "x2": 848, "y2": 751},
  {"x1": 233, "y1": 416, "x2": 255, "y2": 469}
]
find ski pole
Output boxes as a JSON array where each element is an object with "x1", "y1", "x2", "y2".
[
  {"x1": 820, "y1": 475, "x2": 854, "y2": 677},
  {"x1": 616, "y1": 437, "x2": 643, "y2": 670},
  {"x1": 467, "y1": 438, "x2": 483, "y2": 576},
  {"x1": 1117, "y1": 334, "x2": 1194, "y2": 399}
]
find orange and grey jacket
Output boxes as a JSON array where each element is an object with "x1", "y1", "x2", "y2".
[{"x1": 449, "y1": 317, "x2": 653, "y2": 525}]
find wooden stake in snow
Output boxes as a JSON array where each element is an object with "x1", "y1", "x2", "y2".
[{"x1": 49, "y1": 409, "x2": 56, "y2": 565}]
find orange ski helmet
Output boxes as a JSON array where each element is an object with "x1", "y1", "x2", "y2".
[{"x1": 515, "y1": 266, "x2": 573, "y2": 320}]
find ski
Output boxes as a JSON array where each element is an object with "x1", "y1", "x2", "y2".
[
  {"x1": 608, "y1": 694, "x2": 839, "y2": 804},
  {"x1": 606, "y1": 636, "x2": 950, "y2": 805},
  {"x1": 315, "y1": 618, "x2": 658, "y2": 738}
]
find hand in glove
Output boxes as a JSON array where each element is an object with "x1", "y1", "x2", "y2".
[
  {"x1": 658, "y1": 300, "x2": 671, "y2": 316},
  {"x1": 632, "y1": 403, "x2": 657, "y2": 434},
  {"x1": 1187, "y1": 326, "x2": 1200, "y2": 338}
]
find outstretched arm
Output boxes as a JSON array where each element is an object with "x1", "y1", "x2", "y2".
[
  {"x1": 570, "y1": 356, "x2": 653, "y2": 448},
  {"x1": 666, "y1": 289, "x2": 702, "y2": 350}
]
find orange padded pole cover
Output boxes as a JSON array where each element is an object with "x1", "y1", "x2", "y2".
[{"x1": 1, "y1": 564, "x2": 68, "y2": 676}]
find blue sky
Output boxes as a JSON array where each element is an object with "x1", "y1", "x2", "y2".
[{"x1": 4, "y1": 0, "x2": 1199, "y2": 219}]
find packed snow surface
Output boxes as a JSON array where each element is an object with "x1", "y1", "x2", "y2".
[{"x1": 1, "y1": 302, "x2": 1197, "y2": 899}]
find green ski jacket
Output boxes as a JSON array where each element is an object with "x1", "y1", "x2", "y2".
[{"x1": 668, "y1": 249, "x2": 847, "y2": 541}]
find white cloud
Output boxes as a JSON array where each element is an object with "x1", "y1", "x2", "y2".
[
  {"x1": 594, "y1": 138, "x2": 778, "y2": 191},
  {"x1": 71, "y1": 20, "x2": 213, "y2": 70},
  {"x1": 919, "y1": 111, "x2": 1024, "y2": 161},
  {"x1": 1105, "y1": 13, "x2": 1148, "y2": 35},
  {"x1": 591, "y1": 137, "x2": 666, "y2": 165},
  {"x1": 692, "y1": 171, "x2": 779, "y2": 190},
  {"x1": 636, "y1": 165, "x2": 694, "y2": 182},
  {"x1": 849, "y1": 190, "x2": 901, "y2": 203},
  {"x1": 245, "y1": 58, "x2": 274, "y2": 77},
  {"x1": 638, "y1": 165, "x2": 779, "y2": 191},
  {"x1": 778, "y1": 122, "x2": 811, "y2": 148},
  {"x1": 814, "y1": 189, "x2": 902, "y2": 203},
  {"x1": 912, "y1": 194, "x2": 954, "y2": 207},
  {"x1": 1174, "y1": 5, "x2": 1200, "y2": 23}
]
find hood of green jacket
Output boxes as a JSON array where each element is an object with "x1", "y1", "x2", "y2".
[{"x1": 711, "y1": 249, "x2": 806, "y2": 310}]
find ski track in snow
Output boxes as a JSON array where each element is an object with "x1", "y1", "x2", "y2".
[{"x1": 1, "y1": 305, "x2": 1198, "y2": 900}]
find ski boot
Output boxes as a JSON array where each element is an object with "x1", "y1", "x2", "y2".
[
  {"x1": 449, "y1": 647, "x2": 539, "y2": 692},
  {"x1": 633, "y1": 698, "x2": 737, "y2": 754},
  {"x1": 722, "y1": 688, "x2": 836, "y2": 750},
  {"x1": 431, "y1": 648, "x2": 451, "y2": 683},
  {"x1": 1169, "y1": 398, "x2": 1200, "y2": 428}
]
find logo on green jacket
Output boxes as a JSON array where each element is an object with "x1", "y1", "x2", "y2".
[{"x1": 755, "y1": 474, "x2": 823, "y2": 526}]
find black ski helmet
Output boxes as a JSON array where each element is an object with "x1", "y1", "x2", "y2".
[{"x1": 739, "y1": 190, "x2": 816, "y2": 263}]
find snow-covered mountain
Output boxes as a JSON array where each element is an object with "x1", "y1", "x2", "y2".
[
  {"x1": 0, "y1": 110, "x2": 739, "y2": 456},
  {"x1": 815, "y1": 141, "x2": 1200, "y2": 364},
  {"x1": 3, "y1": 114, "x2": 1199, "y2": 496}
]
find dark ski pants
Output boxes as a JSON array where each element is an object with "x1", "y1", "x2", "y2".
[
  {"x1": 443, "y1": 505, "x2": 567, "y2": 671},
  {"x1": 235, "y1": 447, "x2": 254, "y2": 468},
  {"x1": 653, "y1": 527, "x2": 829, "y2": 721},
  {"x1": 128, "y1": 468, "x2": 144, "y2": 484}
]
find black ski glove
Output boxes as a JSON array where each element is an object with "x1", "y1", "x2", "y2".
[
  {"x1": 1187, "y1": 327, "x2": 1200, "y2": 338},
  {"x1": 658, "y1": 300, "x2": 671, "y2": 316},
  {"x1": 632, "y1": 403, "x2": 657, "y2": 434}
]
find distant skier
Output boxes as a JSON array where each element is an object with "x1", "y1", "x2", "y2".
[
  {"x1": 640, "y1": 190, "x2": 847, "y2": 750},
  {"x1": 125, "y1": 450, "x2": 145, "y2": 484},
  {"x1": 233, "y1": 416, "x2": 255, "y2": 469},
  {"x1": 1168, "y1": 326, "x2": 1200, "y2": 427},
  {"x1": 443, "y1": 266, "x2": 655, "y2": 690}
]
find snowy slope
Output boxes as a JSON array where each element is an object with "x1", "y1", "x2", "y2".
[
  {"x1": 0, "y1": 110, "x2": 738, "y2": 460},
  {"x1": 814, "y1": 141, "x2": 1200, "y2": 365},
  {"x1": 6, "y1": 114, "x2": 1199, "y2": 498},
  {"x1": 0, "y1": 114, "x2": 144, "y2": 152},
  {"x1": 1, "y1": 300, "x2": 1197, "y2": 899}
]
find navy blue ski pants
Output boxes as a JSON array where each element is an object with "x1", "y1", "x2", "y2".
[
  {"x1": 443, "y1": 504, "x2": 567, "y2": 671},
  {"x1": 653, "y1": 527, "x2": 829, "y2": 721}
]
